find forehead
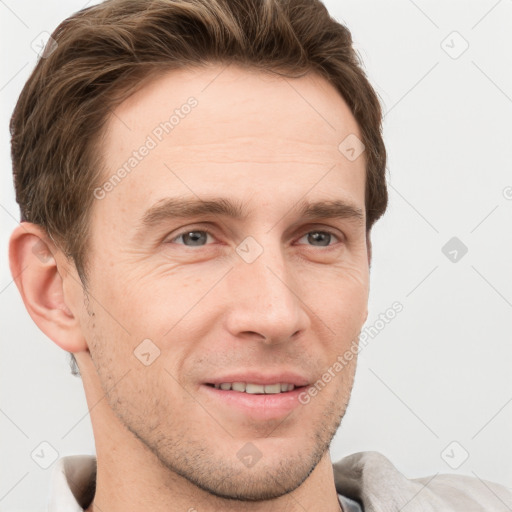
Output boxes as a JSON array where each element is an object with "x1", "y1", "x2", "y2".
[
  {"x1": 93, "y1": 64, "x2": 366, "y2": 235},
  {"x1": 106, "y1": 63, "x2": 362, "y2": 151}
]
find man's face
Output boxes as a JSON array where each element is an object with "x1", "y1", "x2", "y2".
[{"x1": 76, "y1": 64, "x2": 369, "y2": 500}]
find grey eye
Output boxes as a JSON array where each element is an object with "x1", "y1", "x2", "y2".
[{"x1": 173, "y1": 230, "x2": 211, "y2": 246}]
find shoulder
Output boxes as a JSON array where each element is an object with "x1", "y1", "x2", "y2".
[{"x1": 333, "y1": 451, "x2": 512, "y2": 511}]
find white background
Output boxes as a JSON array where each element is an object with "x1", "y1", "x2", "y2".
[{"x1": 1, "y1": 0, "x2": 511, "y2": 510}]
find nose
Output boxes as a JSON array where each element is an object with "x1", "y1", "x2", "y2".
[{"x1": 222, "y1": 238, "x2": 311, "y2": 345}]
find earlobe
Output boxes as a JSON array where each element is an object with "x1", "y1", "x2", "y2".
[{"x1": 8, "y1": 223, "x2": 88, "y2": 354}]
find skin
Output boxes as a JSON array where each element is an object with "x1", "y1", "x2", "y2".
[{"x1": 9, "y1": 63, "x2": 371, "y2": 512}]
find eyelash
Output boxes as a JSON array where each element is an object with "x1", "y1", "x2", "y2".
[{"x1": 167, "y1": 226, "x2": 343, "y2": 249}]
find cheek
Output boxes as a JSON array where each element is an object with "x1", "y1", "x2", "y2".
[
  {"x1": 303, "y1": 270, "x2": 368, "y2": 367},
  {"x1": 82, "y1": 265, "x2": 212, "y2": 382},
  {"x1": 87, "y1": 261, "x2": 167, "y2": 333},
  {"x1": 96, "y1": 253, "x2": 210, "y2": 314},
  {"x1": 312, "y1": 263, "x2": 368, "y2": 317}
]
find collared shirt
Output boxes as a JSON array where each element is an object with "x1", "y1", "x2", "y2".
[{"x1": 48, "y1": 451, "x2": 512, "y2": 511}]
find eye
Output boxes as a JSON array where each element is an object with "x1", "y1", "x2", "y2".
[
  {"x1": 296, "y1": 230, "x2": 342, "y2": 247},
  {"x1": 170, "y1": 229, "x2": 215, "y2": 247}
]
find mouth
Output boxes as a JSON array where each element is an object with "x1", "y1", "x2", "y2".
[
  {"x1": 205, "y1": 382, "x2": 299, "y2": 394},
  {"x1": 200, "y1": 375, "x2": 311, "y2": 421}
]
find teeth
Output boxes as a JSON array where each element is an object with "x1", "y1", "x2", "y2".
[
  {"x1": 264, "y1": 383, "x2": 281, "y2": 394},
  {"x1": 231, "y1": 382, "x2": 246, "y2": 392},
  {"x1": 212, "y1": 382, "x2": 297, "y2": 394},
  {"x1": 246, "y1": 383, "x2": 265, "y2": 394}
]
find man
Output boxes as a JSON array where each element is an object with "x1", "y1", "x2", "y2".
[{"x1": 7, "y1": 0, "x2": 512, "y2": 510}]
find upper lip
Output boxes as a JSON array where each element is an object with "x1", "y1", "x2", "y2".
[{"x1": 205, "y1": 371, "x2": 310, "y2": 387}]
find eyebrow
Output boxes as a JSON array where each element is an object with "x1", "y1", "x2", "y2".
[{"x1": 136, "y1": 196, "x2": 365, "y2": 235}]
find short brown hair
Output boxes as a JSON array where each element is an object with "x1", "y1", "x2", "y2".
[{"x1": 10, "y1": 0, "x2": 387, "y2": 375}]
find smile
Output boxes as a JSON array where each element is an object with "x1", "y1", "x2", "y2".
[{"x1": 206, "y1": 382, "x2": 296, "y2": 394}]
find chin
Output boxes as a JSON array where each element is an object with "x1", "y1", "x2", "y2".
[
  {"x1": 179, "y1": 451, "x2": 321, "y2": 502},
  {"x1": 149, "y1": 425, "x2": 335, "y2": 502}
]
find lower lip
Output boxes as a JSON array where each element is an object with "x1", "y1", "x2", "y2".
[{"x1": 200, "y1": 384, "x2": 307, "y2": 421}]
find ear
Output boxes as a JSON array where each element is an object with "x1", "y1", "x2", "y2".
[{"x1": 8, "y1": 222, "x2": 88, "y2": 353}]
